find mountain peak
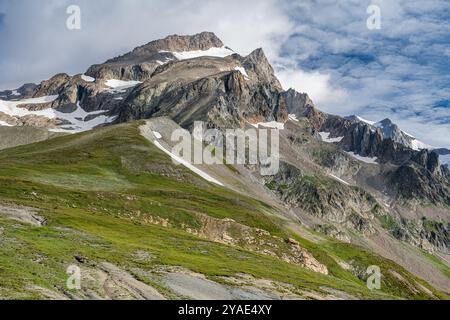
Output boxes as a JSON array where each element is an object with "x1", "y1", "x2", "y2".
[
  {"x1": 345, "y1": 115, "x2": 375, "y2": 125},
  {"x1": 243, "y1": 48, "x2": 282, "y2": 89},
  {"x1": 86, "y1": 32, "x2": 227, "y2": 81},
  {"x1": 377, "y1": 118, "x2": 393, "y2": 126},
  {"x1": 130, "y1": 31, "x2": 224, "y2": 57}
]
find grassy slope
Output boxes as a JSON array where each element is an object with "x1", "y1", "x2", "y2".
[{"x1": 0, "y1": 122, "x2": 446, "y2": 299}]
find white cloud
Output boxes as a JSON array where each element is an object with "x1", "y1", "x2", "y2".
[
  {"x1": 277, "y1": 0, "x2": 450, "y2": 148},
  {"x1": 0, "y1": 0, "x2": 293, "y2": 89},
  {"x1": 276, "y1": 68, "x2": 348, "y2": 107}
]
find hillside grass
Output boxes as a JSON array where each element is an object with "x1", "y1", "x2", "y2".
[{"x1": 0, "y1": 122, "x2": 445, "y2": 299}]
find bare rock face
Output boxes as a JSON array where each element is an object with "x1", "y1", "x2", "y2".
[
  {"x1": 242, "y1": 48, "x2": 283, "y2": 90},
  {"x1": 32, "y1": 73, "x2": 71, "y2": 97},
  {"x1": 314, "y1": 113, "x2": 449, "y2": 208},
  {"x1": 412, "y1": 149, "x2": 442, "y2": 176},
  {"x1": 86, "y1": 32, "x2": 225, "y2": 81},
  {"x1": 389, "y1": 163, "x2": 450, "y2": 205},
  {"x1": 376, "y1": 118, "x2": 414, "y2": 147},
  {"x1": 283, "y1": 89, "x2": 326, "y2": 129},
  {"x1": 284, "y1": 89, "x2": 315, "y2": 115},
  {"x1": 117, "y1": 50, "x2": 289, "y2": 129},
  {"x1": 0, "y1": 112, "x2": 59, "y2": 129},
  {"x1": 265, "y1": 162, "x2": 377, "y2": 233},
  {"x1": 0, "y1": 83, "x2": 37, "y2": 100},
  {"x1": 129, "y1": 31, "x2": 224, "y2": 54},
  {"x1": 285, "y1": 238, "x2": 329, "y2": 275}
]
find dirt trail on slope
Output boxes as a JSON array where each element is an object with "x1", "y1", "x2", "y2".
[
  {"x1": 163, "y1": 272, "x2": 278, "y2": 300},
  {"x1": 28, "y1": 262, "x2": 167, "y2": 300},
  {"x1": 159, "y1": 268, "x2": 354, "y2": 300},
  {"x1": 97, "y1": 262, "x2": 166, "y2": 300}
]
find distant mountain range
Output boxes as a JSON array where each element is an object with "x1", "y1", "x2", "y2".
[{"x1": 344, "y1": 115, "x2": 449, "y2": 167}]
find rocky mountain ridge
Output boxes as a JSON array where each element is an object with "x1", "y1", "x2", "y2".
[{"x1": 0, "y1": 31, "x2": 449, "y2": 267}]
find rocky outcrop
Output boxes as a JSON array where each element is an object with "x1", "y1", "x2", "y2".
[
  {"x1": 316, "y1": 114, "x2": 450, "y2": 207},
  {"x1": 320, "y1": 116, "x2": 412, "y2": 162},
  {"x1": 118, "y1": 50, "x2": 288, "y2": 129},
  {"x1": 265, "y1": 162, "x2": 377, "y2": 233},
  {"x1": 86, "y1": 32, "x2": 225, "y2": 81},
  {"x1": 375, "y1": 118, "x2": 415, "y2": 147},
  {"x1": 118, "y1": 31, "x2": 224, "y2": 57},
  {"x1": 389, "y1": 162, "x2": 450, "y2": 205},
  {"x1": 31, "y1": 73, "x2": 72, "y2": 97},
  {"x1": 283, "y1": 89, "x2": 326, "y2": 129},
  {"x1": 0, "y1": 112, "x2": 60, "y2": 128},
  {"x1": 390, "y1": 217, "x2": 450, "y2": 253},
  {"x1": 242, "y1": 48, "x2": 283, "y2": 90},
  {"x1": 412, "y1": 150, "x2": 442, "y2": 176},
  {"x1": 181, "y1": 213, "x2": 328, "y2": 274}
]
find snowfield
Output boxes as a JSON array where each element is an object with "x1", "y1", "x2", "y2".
[
  {"x1": 346, "y1": 152, "x2": 378, "y2": 164},
  {"x1": 161, "y1": 46, "x2": 235, "y2": 61},
  {"x1": 81, "y1": 75, "x2": 95, "y2": 82},
  {"x1": 0, "y1": 96, "x2": 115, "y2": 133},
  {"x1": 410, "y1": 139, "x2": 433, "y2": 151},
  {"x1": 319, "y1": 132, "x2": 344, "y2": 143},
  {"x1": 53, "y1": 102, "x2": 116, "y2": 132},
  {"x1": 234, "y1": 67, "x2": 249, "y2": 79},
  {"x1": 0, "y1": 95, "x2": 59, "y2": 118},
  {"x1": 105, "y1": 79, "x2": 142, "y2": 90},
  {"x1": 152, "y1": 131, "x2": 162, "y2": 139},
  {"x1": 329, "y1": 174, "x2": 350, "y2": 186},
  {"x1": 152, "y1": 140, "x2": 224, "y2": 186},
  {"x1": 0, "y1": 120, "x2": 13, "y2": 127},
  {"x1": 250, "y1": 121, "x2": 285, "y2": 130}
]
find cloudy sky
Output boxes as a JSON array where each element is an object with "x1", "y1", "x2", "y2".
[{"x1": 1, "y1": 0, "x2": 449, "y2": 147}]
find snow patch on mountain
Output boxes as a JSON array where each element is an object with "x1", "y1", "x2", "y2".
[
  {"x1": 346, "y1": 152, "x2": 378, "y2": 164},
  {"x1": 152, "y1": 140, "x2": 224, "y2": 186},
  {"x1": 53, "y1": 102, "x2": 115, "y2": 132},
  {"x1": 251, "y1": 121, "x2": 285, "y2": 130},
  {"x1": 156, "y1": 57, "x2": 173, "y2": 66},
  {"x1": 288, "y1": 114, "x2": 299, "y2": 122},
  {"x1": 319, "y1": 132, "x2": 344, "y2": 143},
  {"x1": 0, "y1": 120, "x2": 13, "y2": 127},
  {"x1": 347, "y1": 115, "x2": 375, "y2": 125},
  {"x1": 81, "y1": 75, "x2": 95, "y2": 83},
  {"x1": 329, "y1": 174, "x2": 350, "y2": 186},
  {"x1": 152, "y1": 131, "x2": 162, "y2": 139},
  {"x1": 0, "y1": 96, "x2": 115, "y2": 133},
  {"x1": 410, "y1": 139, "x2": 433, "y2": 151},
  {"x1": 0, "y1": 95, "x2": 59, "y2": 118},
  {"x1": 105, "y1": 79, "x2": 142, "y2": 91},
  {"x1": 161, "y1": 46, "x2": 234, "y2": 61},
  {"x1": 234, "y1": 67, "x2": 249, "y2": 80}
]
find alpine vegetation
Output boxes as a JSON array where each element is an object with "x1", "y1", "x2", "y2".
[{"x1": 0, "y1": 31, "x2": 448, "y2": 301}]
